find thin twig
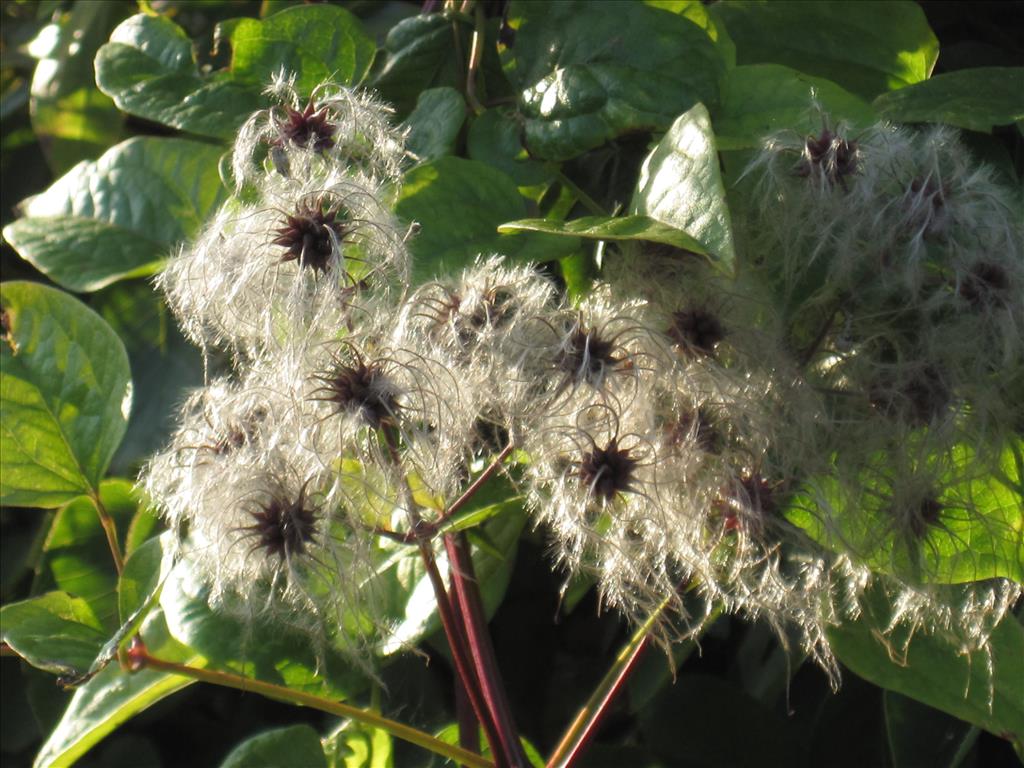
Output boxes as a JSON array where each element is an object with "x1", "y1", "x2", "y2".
[
  {"x1": 126, "y1": 640, "x2": 495, "y2": 768},
  {"x1": 550, "y1": 168, "x2": 607, "y2": 217},
  {"x1": 89, "y1": 490, "x2": 124, "y2": 575},
  {"x1": 465, "y1": 3, "x2": 487, "y2": 115},
  {"x1": 545, "y1": 617, "x2": 656, "y2": 768}
]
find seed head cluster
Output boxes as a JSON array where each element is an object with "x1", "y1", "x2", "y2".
[{"x1": 143, "y1": 82, "x2": 1022, "y2": 679}]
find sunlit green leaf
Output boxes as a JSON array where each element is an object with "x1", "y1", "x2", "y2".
[
  {"x1": 95, "y1": 13, "x2": 263, "y2": 141},
  {"x1": 326, "y1": 720, "x2": 392, "y2": 768},
  {"x1": 713, "y1": 64, "x2": 876, "y2": 149},
  {"x1": 29, "y1": 0, "x2": 127, "y2": 173},
  {"x1": 499, "y1": 215, "x2": 708, "y2": 255},
  {"x1": 37, "y1": 479, "x2": 140, "y2": 631},
  {"x1": 95, "y1": 8, "x2": 375, "y2": 139},
  {"x1": 788, "y1": 442, "x2": 1024, "y2": 584},
  {"x1": 0, "y1": 592, "x2": 106, "y2": 677},
  {"x1": 711, "y1": 0, "x2": 938, "y2": 100},
  {"x1": 503, "y1": 0, "x2": 723, "y2": 160},
  {"x1": 873, "y1": 67, "x2": 1024, "y2": 133},
  {"x1": 0, "y1": 282, "x2": 131, "y2": 507},
  {"x1": 631, "y1": 103, "x2": 735, "y2": 269},
  {"x1": 226, "y1": 5, "x2": 376, "y2": 94},
  {"x1": 3, "y1": 217, "x2": 164, "y2": 293},
  {"x1": 32, "y1": 611, "x2": 199, "y2": 768},
  {"x1": 395, "y1": 157, "x2": 578, "y2": 282},
  {"x1": 3, "y1": 137, "x2": 228, "y2": 292}
]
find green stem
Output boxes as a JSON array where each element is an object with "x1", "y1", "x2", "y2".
[
  {"x1": 129, "y1": 644, "x2": 495, "y2": 768},
  {"x1": 549, "y1": 168, "x2": 607, "y2": 217},
  {"x1": 89, "y1": 490, "x2": 124, "y2": 575}
]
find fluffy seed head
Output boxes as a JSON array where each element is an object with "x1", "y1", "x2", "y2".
[
  {"x1": 274, "y1": 101, "x2": 337, "y2": 152},
  {"x1": 312, "y1": 351, "x2": 400, "y2": 429},
  {"x1": 272, "y1": 197, "x2": 349, "y2": 275},
  {"x1": 799, "y1": 128, "x2": 859, "y2": 186},
  {"x1": 577, "y1": 437, "x2": 639, "y2": 501},
  {"x1": 241, "y1": 481, "x2": 320, "y2": 560},
  {"x1": 666, "y1": 307, "x2": 726, "y2": 358}
]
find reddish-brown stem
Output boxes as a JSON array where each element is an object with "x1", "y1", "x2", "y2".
[
  {"x1": 417, "y1": 538, "x2": 509, "y2": 767},
  {"x1": 452, "y1": 559, "x2": 481, "y2": 766},
  {"x1": 445, "y1": 532, "x2": 529, "y2": 767},
  {"x1": 547, "y1": 636, "x2": 650, "y2": 768},
  {"x1": 380, "y1": 428, "x2": 507, "y2": 766}
]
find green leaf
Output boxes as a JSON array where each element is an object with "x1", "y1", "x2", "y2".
[
  {"x1": 37, "y1": 479, "x2": 140, "y2": 631},
  {"x1": 499, "y1": 215, "x2": 709, "y2": 255},
  {"x1": 372, "y1": 15, "x2": 468, "y2": 118},
  {"x1": 95, "y1": 14, "x2": 264, "y2": 141},
  {"x1": 631, "y1": 103, "x2": 735, "y2": 269},
  {"x1": 3, "y1": 217, "x2": 165, "y2": 293},
  {"x1": 28, "y1": 0, "x2": 127, "y2": 174},
  {"x1": 644, "y1": 0, "x2": 736, "y2": 68},
  {"x1": 158, "y1": 560, "x2": 367, "y2": 701},
  {"x1": 4, "y1": 137, "x2": 228, "y2": 292},
  {"x1": 32, "y1": 611, "x2": 199, "y2": 768},
  {"x1": 788, "y1": 442, "x2": 1024, "y2": 585},
  {"x1": 0, "y1": 282, "x2": 131, "y2": 507},
  {"x1": 17, "y1": 136, "x2": 227, "y2": 242},
  {"x1": 225, "y1": 4, "x2": 376, "y2": 94},
  {"x1": 95, "y1": 8, "x2": 375, "y2": 140},
  {"x1": 434, "y1": 724, "x2": 544, "y2": 768},
  {"x1": 466, "y1": 108, "x2": 551, "y2": 187},
  {"x1": 326, "y1": 720, "x2": 393, "y2": 768},
  {"x1": 118, "y1": 534, "x2": 174, "y2": 625},
  {"x1": 873, "y1": 67, "x2": 1024, "y2": 133},
  {"x1": 395, "y1": 157, "x2": 579, "y2": 282},
  {"x1": 404, "y1": 87, "x2": 466, "y2": 163},
  {"x1": 91, "y1": 280, "x2": 205, "y2": 475},
  {"x1": 220, "y1": 725, "x2": 326, "y2": 768},
  {"x1": 884, "y1": 691, "x2": 979, "y2": 768},
  {"x1": 829, "y1": 596, "x2": 1024, "y2": 752},
  {"x1": 710, "y1": 0, "x2": 938, "y2": 100},
  {"x1": 712, "y1": 64, "x2": 876, "y2": 150},
  {"x1": 502, "y1": 0, "x2": 723, "y2": 161},
  {"x1": 0, "y1": 592, "x2": 106, "y2": 677}
]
